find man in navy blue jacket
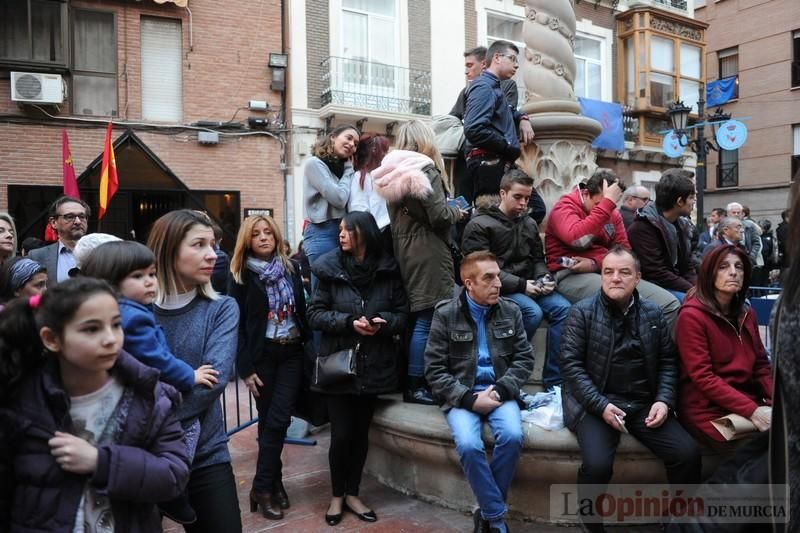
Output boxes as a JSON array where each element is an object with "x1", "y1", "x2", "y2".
[{"x1": 464, "y1": 40, "x2": 535, "y2": 203}]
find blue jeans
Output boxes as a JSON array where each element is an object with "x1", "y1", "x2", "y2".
[
  {"x1": 668, "y1": 290, "x2": 686, "y2": 304},
  {"x1": 506, "y1": 291, "x2": 571, "y2": 388},
  {"x1": 408, "y1": 308, "x2": 434, "y2": 378},
  {"x1": 446, "y1": 401, "x2": 523, "y2": 521},
  {"x1": 303, "y1": 219, "x2": 341, "y2": 294}
]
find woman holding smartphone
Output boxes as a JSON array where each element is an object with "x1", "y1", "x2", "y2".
[{"x1": 307, "y1": 211, "x2": 408, "y2": 526}]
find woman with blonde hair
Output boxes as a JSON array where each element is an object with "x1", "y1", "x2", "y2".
[
  {"x1": 373, "y1": 119, "x2": 466, "y2": 404},
  {"x1": 303, "y1": 124, "x2": 360, "y2": 290},
  {"x1": 0, "y1": 212, "x2": 17, "y2": 264},
  {"x1": 147, "y1": 209, "x2": 242, "y2": 533},
  {"x1": 228, "y1": 215, "x2": 308, "y2": 522}
]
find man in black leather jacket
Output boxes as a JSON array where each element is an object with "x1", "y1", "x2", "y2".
[
  {"x1": 425, "y1": 251, "x2": 534, "y2": 533},
  {"x1": 560, "y1": 246, "x2": 701, "y2": 533}
]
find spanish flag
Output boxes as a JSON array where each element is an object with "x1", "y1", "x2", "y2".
[{"x1": 98, "y1": 122, "x2": 118, "y2": 220}]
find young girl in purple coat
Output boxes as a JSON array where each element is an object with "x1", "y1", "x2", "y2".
[
  {"x1": 0, "y1": 277, "x2": 190, "y2": 532},
  {"x1": 81, "y1": 240, "x2": 219, "y2": 524}
]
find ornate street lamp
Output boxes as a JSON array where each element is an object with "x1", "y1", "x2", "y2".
[{"x1": 665, "y1": 90, "x2": 730, "y2": 227}]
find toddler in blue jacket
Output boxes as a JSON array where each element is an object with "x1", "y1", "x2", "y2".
[{"x1": 81, "y1": 240, "x2": 218, "y2": 524}]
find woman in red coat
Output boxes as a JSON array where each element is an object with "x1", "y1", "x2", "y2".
[{"x1": 676, "y1": 244, "x2": 773, "y2": 452}]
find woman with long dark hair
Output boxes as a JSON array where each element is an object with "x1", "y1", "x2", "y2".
[
  {"x1": 675, "y1": 244, "x2": 773, "y2": 453},
  {"x1": 228, "y1": 215, "x2": 308, "y2": 522},
  {"x1": 303, "y1": 124, "x2": 360, "y2": 289},
  {"x1": 147, "y1": 210, "x2": 242, "y2": 533},
  {"x1": 348, "y1": 133, "x2": 392, "y2": 250},
  {"x1": 307, "y1": 211, "x2": 407, "y2": 526}
]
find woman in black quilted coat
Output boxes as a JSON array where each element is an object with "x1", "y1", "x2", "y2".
[{"x1": 307, "y1": 210, "x2": 408, "y2": 526}]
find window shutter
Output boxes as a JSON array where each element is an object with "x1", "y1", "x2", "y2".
[{"x1": 141, "y1": 17, "x2": 182, "y2": 122}]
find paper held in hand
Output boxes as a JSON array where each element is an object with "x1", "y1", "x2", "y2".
[{"x1": 711, "y1": 409, "x2": 771, "y2": 441}]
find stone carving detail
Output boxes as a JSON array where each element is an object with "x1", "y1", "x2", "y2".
[
  {"x1": 520, "y1": 140, "x2": 597, "y2": 209},
  {"x1": 649, "y1": 16, "x2": 702, "y2": 40},
  {"x1": 522, "y1": 0, "x2": 577, "y2": 101}
]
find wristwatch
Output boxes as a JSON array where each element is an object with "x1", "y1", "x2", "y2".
[{"x1": 490, "y1": 390, "x2": 501, "y2": 402}]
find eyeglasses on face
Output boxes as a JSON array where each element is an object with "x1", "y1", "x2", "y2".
[
  {"x1": 631, "y1": 196, "x2": 650, "y2": 203},
  {"x1": 499, "y1": 53, "x2": 519, "y2": 65},
  {"x1": 57, "y1": 213, "x2": 88, "y2": 222}
]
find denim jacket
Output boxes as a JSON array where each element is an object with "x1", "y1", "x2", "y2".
[
  {"x1": 424, "y1": 289, "x2": 534, "y2": 411},
  {"x1": 463, "y1": 71, "x2": 524, "y2": 161}
]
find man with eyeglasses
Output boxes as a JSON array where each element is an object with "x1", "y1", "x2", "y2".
[
  {"x1": 29, "y1": 196, "x2": 90, "y2": 285},
  {"x1": 619, "y1": 185, "x2": 651, "y2": 230},
  {"x1": 463, "y1": 40, "x2": 537, "y2": 215}
]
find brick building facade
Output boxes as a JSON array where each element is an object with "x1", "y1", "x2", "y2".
[
  {"x1": 1, "y1": 0, "x2": 286, "y2": 250},
  {"x1": 696, "y1": 0, "x2": 799, "y2": 221}
]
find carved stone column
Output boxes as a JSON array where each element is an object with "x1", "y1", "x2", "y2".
[{"x1": 519, "y1": 0, "x2": 601, "y2": 214}]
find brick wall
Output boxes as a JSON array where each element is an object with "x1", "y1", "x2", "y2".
[
  {"x1": 0, "y1": 0, "x2": 288, "y2": 231},
  {"x1": 305, "y1": 0, "x2": 329, "y2": 110},
  {"x1": 408, "y1": 0, "x2": 431, "y2": 77},
  {"x1": 465, "y1": 0, "x2": 477, "y2": 50}
]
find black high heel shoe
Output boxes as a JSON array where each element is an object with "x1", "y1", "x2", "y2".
[
  {"x1": 343, "y1": 501, "x2": 378, "y2": 523},
  {"x1": 249, "y1": 490, "x2": 283, "y2": 520},
  {"x1": 272, "y1": 480, "x2": 290, "y2": 509}
]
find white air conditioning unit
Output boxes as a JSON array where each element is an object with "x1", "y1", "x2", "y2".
[{"x1": 10, "y1": 71, "x2": 64, "y2": 104}]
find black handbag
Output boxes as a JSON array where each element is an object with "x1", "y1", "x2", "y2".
[{"x1": 314, "y1": 343, "x2": 359, "y2": 387}]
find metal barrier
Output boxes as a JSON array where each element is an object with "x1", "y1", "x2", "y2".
[
  {"x1": 222, "y1": 378, "x2": 258, "y2": 437},
  {"x1": 748, "y1": 286, "x2": 782, "y2": 352},
  {"x1": 221, "y1": 371, "x2": 316, "y2": 445}
]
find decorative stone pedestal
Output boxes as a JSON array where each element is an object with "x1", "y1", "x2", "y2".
[{"x1": 365, "y1": 397, "x2": 672, "y2": 523}]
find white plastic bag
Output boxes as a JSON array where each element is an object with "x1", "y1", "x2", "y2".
[{"x1": 521, "y1": 386, "x2": 564, "y2": 431}]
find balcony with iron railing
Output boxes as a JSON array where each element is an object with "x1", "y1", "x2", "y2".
[{"x1": 320, "y1": 56, "x2": 431, "y2": 117}]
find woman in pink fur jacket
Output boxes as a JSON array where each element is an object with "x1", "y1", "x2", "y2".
[{"x1": 372, "y1": 120, "x2": 466, "y2": 405}]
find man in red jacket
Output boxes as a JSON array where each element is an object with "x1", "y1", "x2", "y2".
[{"x1": 544, "y1": 169, "x2": 681, "y2": 328}]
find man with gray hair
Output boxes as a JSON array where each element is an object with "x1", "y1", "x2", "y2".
[
  {"x1": 700, "y1": 216, "x2": 745, "y2": 259},
  {"x1": 726, "y1": 202, "x2": 762, "y2": 265},
  {"x1": 619, "y1": 185, "x2": 651, "y2": 230}
]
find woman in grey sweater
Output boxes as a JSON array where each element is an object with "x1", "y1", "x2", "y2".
[
  {"x1": 303, "y1": 124, "x2": 360, "y2": 291},
  {"x1": 148, "y1": 209, "x2": 242, "y2": 533}
]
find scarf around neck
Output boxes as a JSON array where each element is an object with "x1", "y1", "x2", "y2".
[
  {"x1": 342, "y1": 252, "x2": 378, "y2": 290},
  {"x1": 322, "y1": 157, "x2": 345, "y2": 179},
  {"x1": 247, "y1": 256, "x2": 295, "y2": 324}
]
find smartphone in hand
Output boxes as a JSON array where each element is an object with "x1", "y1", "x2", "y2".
[{"x1": 447, "y1": 196, "x2": 470, "y2": 210}]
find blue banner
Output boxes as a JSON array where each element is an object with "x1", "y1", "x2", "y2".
[
  {"x1": 706, "y1": 77, "x2": 737, "y2": 107},
  {"x1": 578, "y1": 98, "x2": 625, "y2": 152}
]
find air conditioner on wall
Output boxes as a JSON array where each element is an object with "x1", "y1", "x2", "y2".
[{"x1": 10, "y1": 71, "x2": 65, "y2": 104}]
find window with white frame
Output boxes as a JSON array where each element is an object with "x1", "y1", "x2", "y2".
[
  {"x1": 574, "y1": 35, "x2": 603, "y2": 100},
  {"x1": 141, "y1": 17, "x2": 183, "y2": 122},
  {"x1": 340, "y1": 0, "x2": 398, "y2": 91},
  {"x1": 486, "y1": 12, "x2": 525, "y2": 107}
]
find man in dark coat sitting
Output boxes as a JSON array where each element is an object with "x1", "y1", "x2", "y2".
[{"x1": 560, "y1": 246, "x2": 701, "y2": 533}]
